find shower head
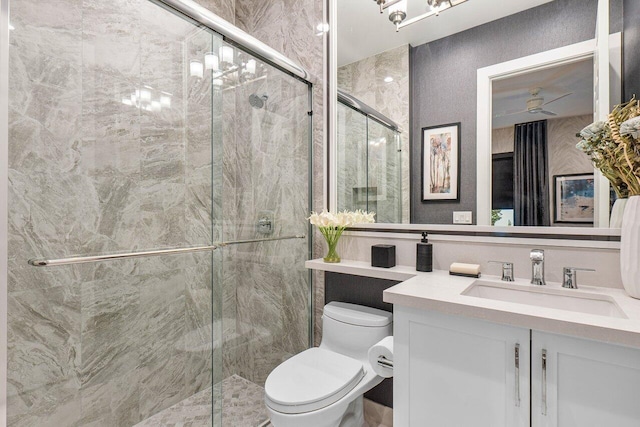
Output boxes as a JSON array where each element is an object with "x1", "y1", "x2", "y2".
[{"x1": 249, "y1": 93, "x2": 268, "y2": 109}]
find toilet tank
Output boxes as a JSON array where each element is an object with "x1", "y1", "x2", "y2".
[{"x1": 320, "y1": 302, "x2": 393, "y2": 362}]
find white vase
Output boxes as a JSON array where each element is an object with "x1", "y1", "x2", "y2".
[
  {"x1": 620, "y1": 196, "x2": 640, "y2": 298},
  {"x1": 610, "y1": 198, "x2": 628, "y2": 228}
]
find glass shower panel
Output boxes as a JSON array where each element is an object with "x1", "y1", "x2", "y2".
[
  {"x1": 367, "y1": 120, "x2": 402, "y2": 223},
  {"x1": 7, "y1": 1, "x2": 222, "y2": 426},
  {"x1": 337, "y1": 102, "x2": 368, "y2": 212},
  {"x1": 336, "y1": 101, "x2": 402, "y2": 221},
  {"x1": 217, "y1": 41, "x2": 311, "y2": 426}
]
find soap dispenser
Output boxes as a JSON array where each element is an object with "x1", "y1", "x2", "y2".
[{"x1": 416, "y1": 232, "x2": 433, "y2": 272}]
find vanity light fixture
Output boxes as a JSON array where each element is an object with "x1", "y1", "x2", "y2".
[{"x1": 375, "y1": 0, "x2": 469, "y2": 32}]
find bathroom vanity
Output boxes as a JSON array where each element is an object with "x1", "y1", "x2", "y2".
[
  {"x1": 306, "y1": 259, "x2": 640, "y2": 427},
  {"x1": 386, "y1": 271, "x2": 640, "y2": 427}
]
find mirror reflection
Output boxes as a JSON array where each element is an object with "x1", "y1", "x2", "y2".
[
  {"x1": 334, "y1": 0, "x2": 626, "y2": 228},
  {"x1": 491, "y1": 58, "x2": 595, "y2": 226}
]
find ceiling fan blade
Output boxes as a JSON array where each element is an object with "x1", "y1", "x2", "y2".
[
  {"x1": 538, "y1": 110, "x2": 557, "y2": 116},
  {"x1": 494, "y1": 109, "x2": 528, "y2": 118},
  {"x1": 543, "y1": 92, "x2": 573, "y2": 106}
]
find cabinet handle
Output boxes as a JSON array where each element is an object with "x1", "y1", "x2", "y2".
[
  {"x1": 514, "y1": 343, "x2": 520, "y2": 407},
  {"x1": 541, "y1": 349, "x2": 547, "y2": 416}
]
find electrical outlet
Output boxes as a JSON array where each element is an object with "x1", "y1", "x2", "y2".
[{"x1": 453, "y1": 211, "x2": 472, "y2": 224}]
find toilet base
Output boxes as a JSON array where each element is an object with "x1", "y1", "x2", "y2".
[
  {"x1": 339, "y1": 396, "x2": 368, "y2": 427},
  {"x1": 267, "y1": 395, "x2": 368, "y2": 427}
]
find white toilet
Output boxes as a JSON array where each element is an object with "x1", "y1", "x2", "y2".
[{"x1": 264, "y1": 302, "x2": 393, "y2": 427}]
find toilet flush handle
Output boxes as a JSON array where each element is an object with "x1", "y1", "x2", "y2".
[{"x1": 377, "y1": 356, "x2": 393, "y2": 369}]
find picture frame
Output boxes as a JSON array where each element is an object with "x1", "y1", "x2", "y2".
[
  {"x1": 422, "y1": 122, "x2": 461, "y2": 201},
  {"x1": 553, "y1": 173, "x2": 595, "y2": 224}
]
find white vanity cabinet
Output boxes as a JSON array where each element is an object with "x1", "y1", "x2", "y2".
[
  {"x1": 395, "y1": 306, "x2": 640, "y2": 427},
  {"x1": 394, "y1": 306, "x2": 531, "y2": 427},
  {"x1": 531, "y1": 331, "x2": 640, "y2": 427}
]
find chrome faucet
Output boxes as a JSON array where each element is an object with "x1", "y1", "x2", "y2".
[
  {"x1": 530, "y1": 249, "x2": 546, "y2": 286},
  {"x1": 489, "y1": 261, "x2": 514, "y2": 282},
  {"x1": 562, "y1": 267, "x2": 595, "y2": 289}
]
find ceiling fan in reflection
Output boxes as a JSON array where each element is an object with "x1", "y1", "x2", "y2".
[{"x1": 494, "y1": 87, "x2": 573, "y2": 118}]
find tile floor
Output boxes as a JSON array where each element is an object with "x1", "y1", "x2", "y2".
[{"x1": 135, "y1": 375, "x2": 270, "y2": 427}]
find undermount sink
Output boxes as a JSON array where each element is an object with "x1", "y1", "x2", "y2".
[{"x1": 462, "y1": 280, "x2": 627, "y2": 319}]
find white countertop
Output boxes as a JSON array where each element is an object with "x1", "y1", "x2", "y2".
[{"x1": 306, "y1": 258, "x2": 640, "y2": 349}]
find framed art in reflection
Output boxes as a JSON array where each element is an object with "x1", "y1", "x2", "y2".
[
  {"x1": 422, "y1": 123, "x2": 460, "y2": 201},
  {"x1": 553, "y1": 173, "x2": 594, "y2": 223}
]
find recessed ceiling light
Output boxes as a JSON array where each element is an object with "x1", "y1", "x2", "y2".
[{"x1": 384, "y1": 76, "x2": 394, "y2": 83}]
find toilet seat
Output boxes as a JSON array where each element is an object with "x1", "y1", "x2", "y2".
[{"x1": 265, "y1": 347, "x2": 365, "y2": 414}]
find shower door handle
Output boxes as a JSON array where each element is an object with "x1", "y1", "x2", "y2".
[{"x1": 28, "y1": 234, "x2": 306, "y2": 267}]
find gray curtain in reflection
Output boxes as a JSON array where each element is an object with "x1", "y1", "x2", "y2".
[{"x1": 514, "y1": 120, "x2": 550, "y2": 226}]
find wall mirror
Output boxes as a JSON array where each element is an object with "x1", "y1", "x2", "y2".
[{"x1": 330, "y1": 0, "x2": 627, "y2": 232}]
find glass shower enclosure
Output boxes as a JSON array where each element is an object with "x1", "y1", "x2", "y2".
[
  {"x1": 336, "y1": 90, "x2": 402, "y2": 223},
  {"x1": 4, "y1": 0, "x2": 312, "y2": 426}
]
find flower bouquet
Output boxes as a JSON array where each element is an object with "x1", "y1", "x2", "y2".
[
  {"x1": 575, "y1": 97, "x2": 640, "y2": 198},
  {"x1": 308, "y1": 210, "x2": 375, "y2": 263},
  {"x1": 576, "y1": 97, "x2": 640, "y2": 298}
]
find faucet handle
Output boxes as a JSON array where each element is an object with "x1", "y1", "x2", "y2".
[
  {"x1": 489, "y1": 261, "x2": 514, "y2": 282},
  {"x1": 562, "y1": 267, "x2": 595, "y2": 289},
  {"x1": 530, "y1": 249, "x2": 544, "y2": 261}
]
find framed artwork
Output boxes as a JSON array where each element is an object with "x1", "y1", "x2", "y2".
[
  {"x1": 553, "y1": 173, "x2": 595, "y2": 223},
  {"x1": 422, "y1": 123, "x2": 461, "y2": 201}
]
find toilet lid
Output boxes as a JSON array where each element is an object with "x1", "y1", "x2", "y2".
[{"x1": 265, "y1": 348, "x2": 365, "y2": 414}]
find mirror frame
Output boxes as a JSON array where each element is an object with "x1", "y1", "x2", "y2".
[{"x1": 327, "y1": 0, "x2": 621, "y2": 240}]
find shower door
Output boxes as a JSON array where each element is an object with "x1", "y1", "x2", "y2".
[
  {"x1": 7, "y1": 0, "x2": 312, "y2": 425},
  {"x1": 6, "y1": 0, "x2": 216, "y2": 425}
]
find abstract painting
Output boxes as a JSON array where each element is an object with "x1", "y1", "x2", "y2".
[
  {"x1": 422, "y1": 123, "x2": 460, "y2": 201},
  {"x1": 554, "y1": 173, "x2": 594, "y2": 223}
]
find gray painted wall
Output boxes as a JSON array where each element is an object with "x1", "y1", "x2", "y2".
[{"x1": 410, "y1": 0, "x2": 622, "y2": 224}]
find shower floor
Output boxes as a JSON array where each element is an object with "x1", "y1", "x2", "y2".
[{"x1": 134, "y1": 375, "x2": 270, "y2": 427}]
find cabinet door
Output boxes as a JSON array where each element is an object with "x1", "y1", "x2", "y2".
[
  {"x1": 532, "y1": 331, "x2": 640, "y2": 427},
  {"x1": 394, "y1": 306, "x2": 530, "y2": 427}
]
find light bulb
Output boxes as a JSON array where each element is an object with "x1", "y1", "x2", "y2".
[
  {"x1": 160, "y1": 94, "x2": 171, "y2": 108},
  {"x1": 190, "y1": 60, "x2": 203, "y2": 78},
  {"x1": 205, "y1": 52, "x2": 219, "y2": 70},
  {"x1": 220, "y1": 46, "x2": 234, "y2": 64},
  {"x1": 388, "y1": 0, "x2": 407, "y2": 14},
  {"x1": 246, "y1": 59, "x2": 257, "y2": 75},
  {"x1": 140, "y1": 89, "x2": 151, "y2": 101}
]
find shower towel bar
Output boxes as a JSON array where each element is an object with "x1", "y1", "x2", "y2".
[{"x1": 28, "y1": 234, "x2": 306, "y2": 267}]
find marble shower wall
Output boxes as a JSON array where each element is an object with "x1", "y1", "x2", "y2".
[
  {"x1": 234, "y1": 0, "x2": 326, "y2": 353},
  {"x1": 220, "y1": 63, "x2": 311, "y2": 385},
  {"x1": 338, "y1": 45, "x2": 410, "y2": 223},
  {"x1": 6, "y1": 0, "x2": 231, "y2": 425}
]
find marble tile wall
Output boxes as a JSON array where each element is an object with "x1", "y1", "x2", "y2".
[
  {"x1": 338, "y1": 45, "x2": 410, "y2": 224},
  {"x1": 234, "y1": 0, "x2": 325, "y2": 371},
  {"x1": 221, "y1": 64, "x2": 311, "y2": 385}
]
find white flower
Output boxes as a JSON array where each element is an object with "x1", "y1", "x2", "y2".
[
  {"x1": 307, "y1": 209, "x2": 376, "y2": 228},
  {"x1": 620, "y1": 116, "x2": 640, "y2": 139}
]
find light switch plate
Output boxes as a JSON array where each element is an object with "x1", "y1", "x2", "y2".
[{"x1": 453, "y1": 211, "x2": 472, "y2": 224}]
